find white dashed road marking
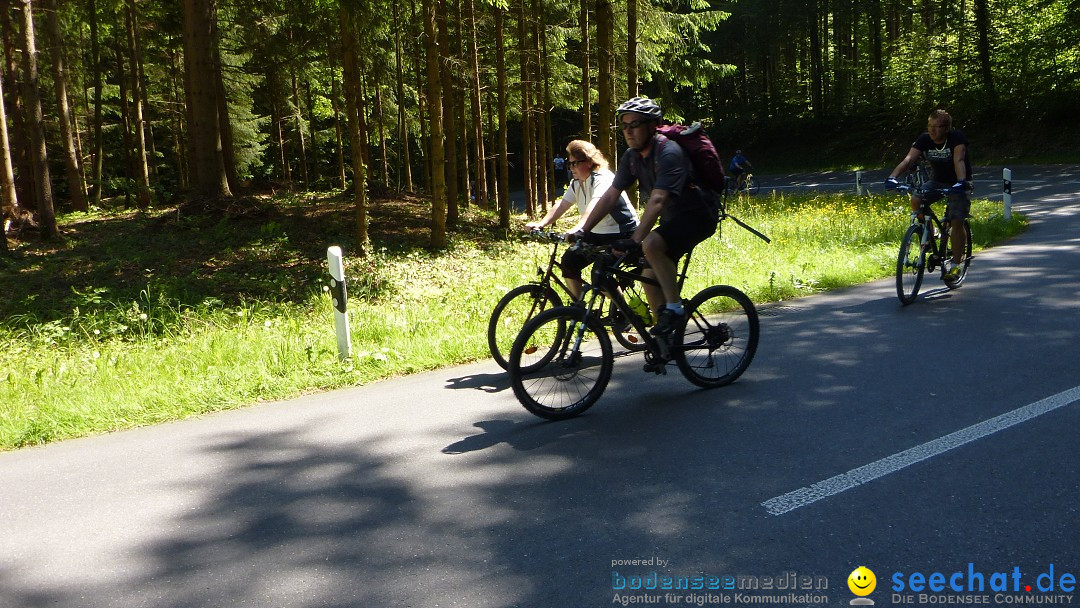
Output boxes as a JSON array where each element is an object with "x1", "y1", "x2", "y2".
[{"x1": 762, "y1": 385, "x2": 1080, "y2": 515}]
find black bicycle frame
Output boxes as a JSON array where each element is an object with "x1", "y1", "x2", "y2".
[{"x1": 577, "y1": 250, "x2": 693, "y2": 359}]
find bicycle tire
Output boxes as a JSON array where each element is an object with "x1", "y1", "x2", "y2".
[
  {"x1": 896, "y1": 224, "x2": 926, "y2": 305},
  {"x1": 487, "y1": 283, "x2": 563, "y2": 370},
  {"x1": 673, "y1": 285, "x2": 759, "y2": 388},
  {"x1": 943, "y1": 219, "x2": 973, "y2": 289},
  {"x1": 508, "y1": 306, "x2": 613, "y2": 420}
]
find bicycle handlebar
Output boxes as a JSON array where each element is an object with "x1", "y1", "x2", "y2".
[
  {"x1": 525, "y1": 229, "x2": 567, "y2": 243},
  {"x1": 891, "y1": 183, "x2": 958, "y2": 196}
]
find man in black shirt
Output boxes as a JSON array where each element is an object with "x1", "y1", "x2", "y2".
[{"x1": 886, "y1": 109, "x2": 972, "y2": 285}]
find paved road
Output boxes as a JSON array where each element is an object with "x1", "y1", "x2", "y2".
[{"x1": 3, "y1": 167, "x2": 1079, "y2": 608}]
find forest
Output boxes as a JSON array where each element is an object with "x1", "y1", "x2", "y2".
[{"x1": 0, "y1": 0, "x2": 1077, "y2": 252}]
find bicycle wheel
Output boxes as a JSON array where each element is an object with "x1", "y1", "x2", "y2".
[
  {"x1": 509, "y1": 306, "x2": 613, "y2": 420},
  {"x1": 673, "y1": 285, "x2": 759, "y2": 388},
  {"x1": 487, "y1": 283, "x2": 563, "y2": 370},
  {"x1": 943, "y1": 219, "x2": 973, "y2": 288},
  {"x1": 896, "y1": 224, "x2": 926, "y2": 305}
]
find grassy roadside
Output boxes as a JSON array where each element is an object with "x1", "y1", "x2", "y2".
[{"x1": 0, "y1": 190, "x2": 1026, "y2": 451}]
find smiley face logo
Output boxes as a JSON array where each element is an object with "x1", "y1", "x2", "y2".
[{"x1": 848, "y1": 566, "x2": 877, "y2": 596}]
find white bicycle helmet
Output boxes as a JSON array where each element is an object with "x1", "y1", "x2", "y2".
[{"x1": 616, "y1": 97, "x2": 662, "y2": 121}]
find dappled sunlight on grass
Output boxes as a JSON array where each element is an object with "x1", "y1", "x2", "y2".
[{"x1": 0, "y1": 191, "x2": 1026, "y2": 450}]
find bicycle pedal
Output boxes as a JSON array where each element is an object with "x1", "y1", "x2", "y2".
[{"x1": 642, "y1": 361, "x2": 668, "y2": 375}]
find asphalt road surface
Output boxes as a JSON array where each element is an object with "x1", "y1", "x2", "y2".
[{"x1": 2, "y1": 166, "x2": 1079, "y2": 608}]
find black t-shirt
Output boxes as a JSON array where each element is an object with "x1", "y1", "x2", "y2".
[
  {"x1": 612, "y1": 135, "x2": 713, "y2": 222},
  {"x1": 913, "y1": 129, "x2": 971, "y2": 184}
]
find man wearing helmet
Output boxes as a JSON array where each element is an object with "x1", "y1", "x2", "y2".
[{"x1": 579, "y1": 96, "x2": 719, "y2": 339}]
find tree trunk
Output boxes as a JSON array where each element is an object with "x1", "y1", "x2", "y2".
[
  {"x1": 88, "y1": 0, "x2": 104, "y2": 204},
  {"x1": 125, "y1": 0, "x2": 152, "y2": 208},
  {"x1": 289, "y1": 67, "x2": 309, "y2": 188},
  {"x1": 339, "y1": 7, "x2": 369, "y2": 255},
  {"x1": 0, "y1": 68, "x2": 19, "y2": 250},
  {"x1": 17, "y1": 0, "x2": 57, "y2": 238},
  {"x1": 394, "y1": 2, "x2": 414, "y2": 192},
  {"x1": 973, "y1": 0, "x2": 997, "y2": 107},
  {"x1": 518, "y1": 0, "x2": 534, "y2": 217},
  {"x1": 579, "y1": 0, "x2": 590, "y2": 139},
  {"x1": 436, "y1": 0, "x2": 459, "y2": 226},
  {"x1": 181, "y1": 0, "x2": 232, "y2": 199},
  {"x1": 305, "y1": 78, "x2": 320, "y2": 185},
  {"x1": 43, "y1": 0, "x2": 86, "y2": 212},
  {"x1": 534, "y1": 0, "x2": 549, "y2": 210},
  {"x1": 454, "y1": 0, "x2": 470, "y2": 211},
  {"x1": 494, "y1": 5, "x2": 510, "y2": 231},
  {"x1": 329, "y1": 51, "x2": 347, "y2": 190},
  {"x1": 465, "y1": 0, "x2": 485, "y2": 207},
  {"x1": 268, "y1": 71, "x2": 290, "y2": 185},
  {"x1": 116, "y1": 39, "x2": 136, "y2": 208},
  {"x1": 375, "y1": 82, "x2": 388, "y2": 189},
  {"x1": 596, "y1": 0, "x2": 614, "y2": 161},
  {"x1": 627, "y1": 0, "x2": 637, "y2": 98},
  {"x1": 422, "y1": 0, "x2": 447, "y2": 246},
  {"x1": 210, "y1": 15, "x2": 238, "y2": 193},
  {"x1": 809, "y1": 3, "x2": 824, "y2": 118},
  {"x1": 168, "y1": 47, "x2": 189, "y2": 189},
  {"x1": 1, "y1": 5, "x2": 33, "y2": 212}
]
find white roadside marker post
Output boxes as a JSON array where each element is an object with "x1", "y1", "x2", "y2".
[
  {"x1": 1003, "y1": 168, "x2": 1013, "y2": 221},
  {"x1": 326, "y1": 246, "x2": 352, "y2": 360}
]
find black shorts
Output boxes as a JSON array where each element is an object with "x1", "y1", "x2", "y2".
[
  {"x1": 654, "y1": 208, "x2": 718, "y2": 261},
  {"x1": 920, "y1": 181, "x2": 972, "y2": 219},
  {"x1": 561, "y1": 232, "x2": 630, "y2": 280}
]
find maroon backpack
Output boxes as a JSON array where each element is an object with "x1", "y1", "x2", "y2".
[{"x1": 656, "y1": 122, "x2": 727, "y2": 195}]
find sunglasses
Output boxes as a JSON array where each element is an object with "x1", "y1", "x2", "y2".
[
  {"x1": 619, "y1": 119, "x2": 650, "y2": 131},
  {"x1": 566, "y1": 159, "x2": 588, "y2": 168}
]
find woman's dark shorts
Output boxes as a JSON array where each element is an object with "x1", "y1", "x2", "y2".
[{"x1": 561, "y1": 232, "x2": 632, "y2": 281}]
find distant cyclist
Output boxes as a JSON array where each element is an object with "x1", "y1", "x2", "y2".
[
  {"x1": 885, "y1": 109, "x2": 972, "y2": 285},
  {"x1": 579, "y1": 96, "x2": 719, "y2": 339},
  {"x1": 728, "y1": 150, "x2": 753, "y2": 193}
]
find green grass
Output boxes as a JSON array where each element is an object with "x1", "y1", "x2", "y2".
[{"x1": 0, "y1": 190, "x2": 1026, "y2": 450}]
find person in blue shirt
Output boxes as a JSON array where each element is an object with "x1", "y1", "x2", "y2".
[
  {"x1": 885, "y1": 109, "x2": 972, "y2": 285},
  {"x1": 728, "y1": 150, "x2": 753, "y2": 192}
]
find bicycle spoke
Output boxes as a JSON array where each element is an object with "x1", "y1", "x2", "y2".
[
  {"x1": 509, "y1": 308, "x2": 613, "y2": 419},
  {"x1": 674, "y1": 286, "x2": 759, "y2": 388}
]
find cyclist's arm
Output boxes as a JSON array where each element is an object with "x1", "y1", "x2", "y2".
[
  {"x1": 629, "y1": 188, "x2": 669, "y2": 243},
  {"x1": 526, "y1": 196, "x2": 574, "y2": 230},
  {"x1": 888, "y1": 147, "x2": 922, "y2": 180},
  {"x1": 952, "y1": 144, "x2": 968, "y2": 182}
]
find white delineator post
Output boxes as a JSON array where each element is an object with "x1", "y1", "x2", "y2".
[
  {"x1": 1003, "y1": 168, "x2": 1013, "y2": 221},
  {"x1": 855, "y1": 170, "x2": 864, "y2": 195},
  {"x1": 326, "y1": 246, "x2": 352, "y2": 360}
]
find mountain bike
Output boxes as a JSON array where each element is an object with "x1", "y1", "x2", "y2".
[
  {"x1": 487, "y1": 231, "x2": 648, "y2": 370},
  {"x1": 727, "y1": 173, "x2": 759, "y2": 195},
  {"x1": 506, "y1": 241, "x2": 759, "y2": 420},
  {"x1": 894, "y1": 184, "x2": 973, "y2": 305}
]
